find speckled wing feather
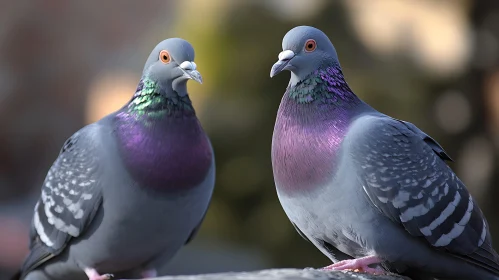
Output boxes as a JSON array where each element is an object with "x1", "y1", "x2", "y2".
[
  {"x1": 351, "y1": 116, "x2": 499, "y2": 275},
  {"x1": 21, "y1": 124, "x2": 104, "y2": 277},
  {"x1": 395, "y1": 118, "x2": 453, "y2": 162}
]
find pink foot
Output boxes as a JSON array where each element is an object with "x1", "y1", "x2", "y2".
[
  {"x1": 322, "y1": 255, "x2": 385, "y2": 274},
  {"x1": 84, "y1": 268, "x2": 114, "y2": 280},
  {"x1": 141, "y1": 269, "x2": 157, "y2": 278}
]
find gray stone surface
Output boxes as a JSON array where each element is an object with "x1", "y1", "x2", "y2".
[{"x1": 151, "y1": 269, "x2": 409, "y2": 280}]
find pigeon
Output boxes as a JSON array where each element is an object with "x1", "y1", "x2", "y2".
[
  {"x1": 14, "y1": 38, "x2": 215, "y2": 280},
  {"x1": 270, "y1": 26, "x2": 499, "y2": 280}
]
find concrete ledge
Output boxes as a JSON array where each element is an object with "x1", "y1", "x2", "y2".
[{"x1": 151, "y1": 269, "x2": 410, "y2": 280}]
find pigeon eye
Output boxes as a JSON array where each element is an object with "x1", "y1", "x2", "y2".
[
  {"x1": 159, "y1": 50, "x2": 171, "y2": 64},
  {"x1": 305, "y1": 39, "x2": 317, "y2": 52}
]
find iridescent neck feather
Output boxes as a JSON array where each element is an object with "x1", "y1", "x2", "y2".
[
  {"x1": 287, "y1": 63, "x2": 360, "y2": 107},
  {"x1": 124, "y1": 77, "x2": 195, "y2": 120}
]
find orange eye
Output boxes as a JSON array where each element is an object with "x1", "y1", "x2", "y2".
[
  {"x1": 159, "y1": 50, "x2": 171, "y2": 63},
  {"x1": 304, "y1": 39, "x2": 317, "y2": 52}
]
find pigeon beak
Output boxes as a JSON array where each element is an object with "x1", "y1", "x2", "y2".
[
  {"x1": 270, "y1": 50, "x2": 295, "y2": 78},
  {"x1": 179, "y1": 61, "x2": 203, "y2": 84}
]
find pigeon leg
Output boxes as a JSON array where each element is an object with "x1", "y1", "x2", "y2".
[
  {"x1": 141, "y1": 269, "x2": 157, "y2": 278},
  {"x1": 84, "y1": 268, "x2": 114, "y2": 280},
  {"x1": 322, "y1": 255, "x2": 385, "y2": 274}
]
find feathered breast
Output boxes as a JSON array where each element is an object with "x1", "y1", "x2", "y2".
[
  {"x1": 114, "y1": 114, "x2": 212, "y2": 192},
  {"x1": 271, "y1": 96, "x2": 351, "y2": 195}
]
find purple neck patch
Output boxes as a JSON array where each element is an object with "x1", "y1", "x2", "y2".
[
  {"x1": 272, "y1": 65, "x2": 363, "y2": 195},
  {"x1": 114, "y1": 111, "x2": 212, "y2": 193}
]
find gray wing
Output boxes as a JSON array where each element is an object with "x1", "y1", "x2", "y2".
[
  {"x1": 21, "y1": 124, "x2": 104, "y2": 276},
  {"x1": 395, "y1": 118, "x2": 453, "y2": 162},
  {"x1": 350, "y1": 116, "x2": 499, "y2": 275}
]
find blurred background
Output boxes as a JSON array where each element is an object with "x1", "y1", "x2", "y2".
[{"x1": 1, "y1": 0, "x2": 499, "y2": 278}]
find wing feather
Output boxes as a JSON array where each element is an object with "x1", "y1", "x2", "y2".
[
  {"x1": 350, "y1": 116, "x2": 499, "y2": 275},
  {"x1": 20, "y1": 124, "x2": 104, "y2": 277}
]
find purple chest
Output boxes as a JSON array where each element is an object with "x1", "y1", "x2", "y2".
[
  {"x1": 271, "y1": 99, "x2": 350, "y2": 194},
  {"x1": 114, "y1": 114, "x2": 213, "y2": 192}
]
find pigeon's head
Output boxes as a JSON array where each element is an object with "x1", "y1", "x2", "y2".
[
  {"x1": 143, "y1": 38, "x2": 202, "y2": 96},
  {"x1": 270, "y1": 26, "x2": 339, "y2": 84}
]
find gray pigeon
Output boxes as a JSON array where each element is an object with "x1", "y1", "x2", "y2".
[
  {"x1": 270, "y1": 26, "x2": 499, "y2": 280},
  {"x1": 15, "y1": 38, "x2": 215, "y2": 280}
]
